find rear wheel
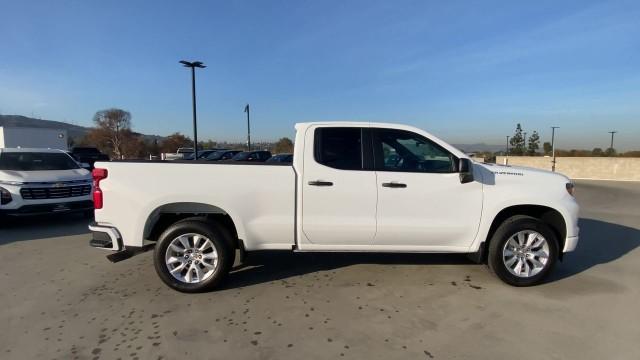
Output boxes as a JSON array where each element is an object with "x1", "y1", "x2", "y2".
[
  {"x1": 487, "y1": 215, "x2": 558, "y2": 286},
  {"x1": 153, "y1": 220, "x2": 234, "y2": 292}
]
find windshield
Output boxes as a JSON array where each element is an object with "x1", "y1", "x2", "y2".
[
  {"x1": 196, "y1": 150, "x2": 217, "y2": 159},
  {"x1": 232, "y1": 152, "x2": 250, "y2": 160},
  {"x1": 205, "y1": 150, "x2": 230, "y2": 160},
  {"x1": 267, "y1": 154, "x2": 292, "y2": 163},
  {"x1": 0, "y1": 152, "x2": 80, "y2": 171}
]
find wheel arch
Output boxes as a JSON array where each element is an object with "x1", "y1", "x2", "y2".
[
  {"x1": 142, "y1": 202, "x2": 243, "y2": 248},
  {"x1": 477, "y1": 204, "x2": 567, "y2": 262}
]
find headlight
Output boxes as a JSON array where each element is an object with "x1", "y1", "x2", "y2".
[
  {"x1": 566, "y1": 182, "x2": 575, "y2": 196},
  {"x1": 0, "y1": 186, "x2": 12, "y2": 205},
  {"x1": 0, "y1": 180, "x2": 25, "y2": 186}
]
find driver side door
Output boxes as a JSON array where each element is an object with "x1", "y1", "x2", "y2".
[{"x1": 372, "y1": 128, "x2": 483, "y2": 249}]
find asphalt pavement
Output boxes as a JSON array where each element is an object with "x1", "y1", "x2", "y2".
[{"x1": 0, "y1": 180, "x2": 639, "y2": 359}]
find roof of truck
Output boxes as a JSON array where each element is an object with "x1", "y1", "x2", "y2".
[
  {"x1": 295, "y1": 121, "x2": 396, "y2": 127},
  {"x1": 294, "y1": 121, "x2": 441, "y2": 134},
  {"x1": 0, "y1": 148, "x2": 67, "y2": 154}
]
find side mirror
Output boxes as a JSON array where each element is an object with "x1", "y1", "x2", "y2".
[
  {"x1": 459, "y1": 158, "x2": 474, "y2": 184},
  {"x1": 80, "y1": 162, "x2": 91, "y2": 170}
]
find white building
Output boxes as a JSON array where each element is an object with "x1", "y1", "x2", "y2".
[{"x1": 0, "y1": 127, "x2": 68, "y2": 150}]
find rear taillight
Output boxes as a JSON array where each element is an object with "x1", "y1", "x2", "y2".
[{"x1": 92, "y1": 168, "x2": 108, "y2": 209}]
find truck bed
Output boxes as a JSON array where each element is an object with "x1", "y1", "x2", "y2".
[{"x1": 94, "y1": 161, "x2": 296, "y2": 250}]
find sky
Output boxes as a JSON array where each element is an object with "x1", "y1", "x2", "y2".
[{"x1": 1, "y1": 0, "x2": 639, "y2": 150}]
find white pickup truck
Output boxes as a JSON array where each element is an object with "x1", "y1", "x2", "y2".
[{"x1": 89, "y1": 122, "x2": 579, "y2": 292}]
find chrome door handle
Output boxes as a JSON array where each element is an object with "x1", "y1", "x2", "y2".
[{"x1": 382, "y1": 182, "x2": 407, "y2": 188}]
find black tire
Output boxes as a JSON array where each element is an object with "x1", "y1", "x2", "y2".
[
  {"x1": 153, "y1": 219, "x2": 235, "y2": 293},
  {"x1": 487, "y1": 215, "x2": 559, "y2": 286}
]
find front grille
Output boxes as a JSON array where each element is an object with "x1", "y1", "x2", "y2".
[{"x1": 20, "y1": 185, "x2": 92, "y2": 200}]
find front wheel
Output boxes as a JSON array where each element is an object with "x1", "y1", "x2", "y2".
[
  {"x1": 153, "y1": 220, "x2": 235, "y2": 292},
  {"x1": 487, "y1": 215, "x2": 559, "y2": 286}
]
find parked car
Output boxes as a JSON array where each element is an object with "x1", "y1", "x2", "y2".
[
  {"x1": 164, "y1": 147, "x2": 194, "y2": 161},
  {"x1": 69, "y1": 147, "x2": 109, "y2": 169},
  {"x1": 183, "y1": 149, "x2": 220, "y2": 160},
  {"x1": 177, "y1": 147, "x2": 194, "y2": 155},
  {"x1": 0, "y1": 148, "x2": 93, "y2": 218},
  {"x1": 230, "y1": 150, "x2": 272, "y2": 162},
  {"x1": 266, "y1": 153, "x2": 293, "y2": 163},
  {"x1": 89, "y1": 122, "x2": 579, "y2": 292},
  {"x1": 204, "y1": 150, "x2": 241, "y2": 161}
]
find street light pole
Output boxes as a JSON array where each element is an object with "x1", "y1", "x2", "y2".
[
  {"x1": 551, "y1": 126, "x2": 559, "y2": 172},
  {"x1": 179, "y1": 60, "x2": 206, "y2": 159},
  {"x1": 608, "y1": 131, "x2": 617, "y2": 150},
  {"x1": 244, "y1": 104, "x2": 251, "y2": 151}
]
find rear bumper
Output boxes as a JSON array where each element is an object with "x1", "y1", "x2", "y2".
[
  {"x1": 89, "y1": 222, "x2": 153, "y2": 262},
  {"x1": 89, "y1": 222, "x2": 123, "y2": 251},
  {"x1": 0, "y1": 200, "x2": 93, "y2": 216}
]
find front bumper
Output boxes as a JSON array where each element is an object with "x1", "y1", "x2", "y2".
[
  {"x1": 0, "y1": 200, "x2": 94, "y2": 216},
  {"x1": 564, "y1": 235, "x2": 579, "y2": 252}
]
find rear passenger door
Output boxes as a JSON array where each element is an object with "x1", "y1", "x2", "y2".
[{"x1": 301, "y1": 126, "x2": 377, "y2": 245}]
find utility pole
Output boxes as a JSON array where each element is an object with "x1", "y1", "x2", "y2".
[
  {"x1": 551, "y1": 126, "x2": 559, "y2": 172},
  {"x1": 608, "y1": 131, "x2": 617, "y2": 150},
  {"x1": 179, "y1": 60, "x2": 206, "y2": 159},
  {"x1": 244, "y1": 104, "x2": 251, "y2": 151}
]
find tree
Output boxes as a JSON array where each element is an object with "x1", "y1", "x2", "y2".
[
  {"x1": 273, "y1": 137, "x2": 294, "y2": 154},
  {"x1": 604, "y1": 147, "x2": 617, "y2": 157},
  {"x1": 148, "y1": 139, "x2": 161, "y2": 157},
  {"x1": 592, "y1": 147, "x2": 603, "y2": 156},
  {"x1": 200, "y1": 140, "x2": 217, "y2": 150},
  {"x1": 161, "y1": 132, "x2": 192, "y2": 153},
  {"x1": 119, "y1": 132, "x2": 148, "y2": 159},
  {"x1": 543, "y1": 142, "x2": 552, "y2": 156},
  {"x1": 509, "y1": 124, "x2": 526, "y2": 155},
  {"x1": 526, "y1": 131, "x2": 540, "y2": 155},
  {"x1": 89, "y1": 108, "x2": 133, "y2": 159}
]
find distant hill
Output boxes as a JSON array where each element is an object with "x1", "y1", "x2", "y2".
[{"x1": 0, "y1": 115, "x2": 163, "y2": 143}]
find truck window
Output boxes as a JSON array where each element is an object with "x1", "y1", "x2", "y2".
[
  {"x1": 314, "y1": 127, "x2": 363, "y2": 170},
  {"x1": 372, "y1": 128, "x2": 456, "y2": 173}
]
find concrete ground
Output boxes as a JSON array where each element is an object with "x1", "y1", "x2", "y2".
[{"x1": 1, "y1": 180, "x2": 639, "y2": 360}]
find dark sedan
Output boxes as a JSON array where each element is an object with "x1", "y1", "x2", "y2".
[
  {"x1": 183, "y1": 149, "x2": 222, "y2": 160},
  {"x1": 230, "y1": 151, "x2": 272, "y2": 162},
  {"x1": 204, "y1": 150, "x2": 242, "y2": 161},
  {"x1": 266, "y1": 153, "x2": 293, "y2": 163}
]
